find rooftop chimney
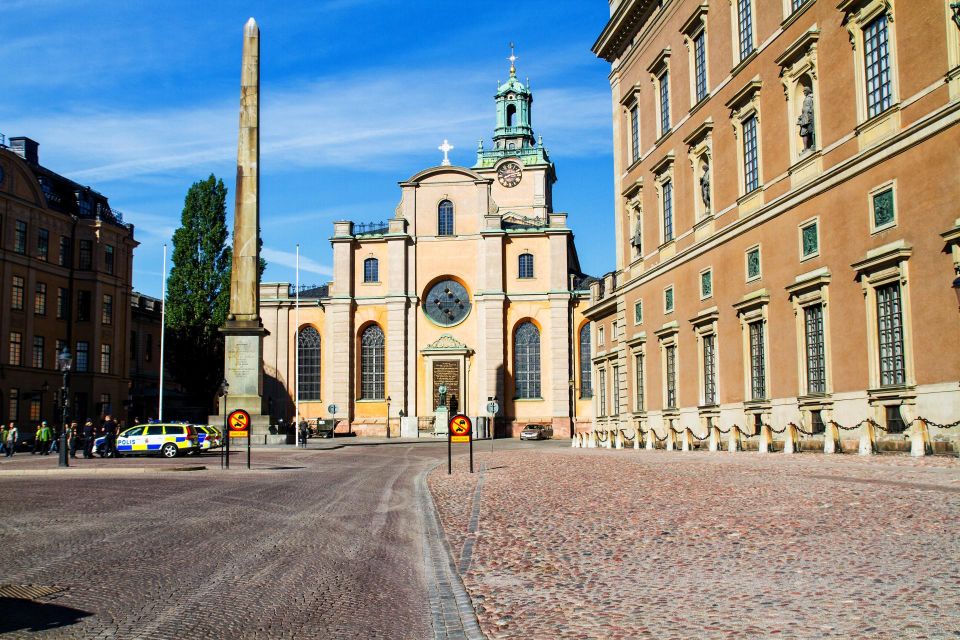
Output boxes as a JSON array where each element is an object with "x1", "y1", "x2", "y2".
[{"x1": 9, "y1": 137, "x2": 39, "y2": 165}]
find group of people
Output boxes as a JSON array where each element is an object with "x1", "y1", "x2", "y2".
[{"x1": 0, "y1": 415, "x2": 120, "y2": 459}]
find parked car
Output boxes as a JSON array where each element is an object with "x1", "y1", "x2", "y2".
[
  {"x1": 95, "y1": 423, "x2": 199, "y2": 458},
  {"x1": 195, "y1": 425, "x2": 222, "y2": 452},
  {"x1": 520, "y1": 424, "x2": 553, "y2": 441}
]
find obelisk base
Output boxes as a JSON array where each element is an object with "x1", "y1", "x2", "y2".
[{"x1": 212, "y1": 322, "x2": 271, "y2": 440}]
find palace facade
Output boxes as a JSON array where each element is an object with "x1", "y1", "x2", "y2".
[
  {"x1": 588, "y1": 0, "x2": 960, "y2": 437},
  {"x1": 261, "y1": 59, "x2": 595, "y2": 437}
]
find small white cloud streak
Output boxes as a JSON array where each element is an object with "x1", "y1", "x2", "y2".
[{"x1": 261, "y1": 247, "x2": 332, "y2": 277}]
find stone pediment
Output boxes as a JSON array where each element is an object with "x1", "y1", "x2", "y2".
[{"x1": 422, "y1": 334, "x2": 472, "y2": 353}]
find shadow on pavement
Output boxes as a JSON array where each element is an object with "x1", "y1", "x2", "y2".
[{"x1": 0, "y1": 597, "x2": 91, "y2": 633}]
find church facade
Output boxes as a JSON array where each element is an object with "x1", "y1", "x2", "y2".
[{"x1": 260, "y1": 59, "x2": 595, "y2": 437}]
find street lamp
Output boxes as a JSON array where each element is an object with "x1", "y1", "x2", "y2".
[
  {"x1": 57, "y1": 347, "x2": 72, "y2": 468},
  {"x1": 386, "y1": 396, "x2": 392, "y2": 439}
]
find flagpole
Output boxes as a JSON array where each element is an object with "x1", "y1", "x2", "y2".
[
  {"x1": 295, "y1": 244, "x2": 300, "y2": 447},
  {"x1": 158, "y1": 243, "x2": 167, "y2": 422}
]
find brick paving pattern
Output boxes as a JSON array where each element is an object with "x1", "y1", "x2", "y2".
[
  {"x1": 429, "y1": 445, "x2": 960, "y2": 640},
  {"x1": 0, "y1": 443, "x2": 481, "y2": 639}
]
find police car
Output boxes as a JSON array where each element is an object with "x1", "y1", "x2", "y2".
[
  {"x1": 195, "y1": 425, "x2": 222, "y2": 452},
  {"x1": 96, "y1": 423, "x2": 199, "y2": 458}
]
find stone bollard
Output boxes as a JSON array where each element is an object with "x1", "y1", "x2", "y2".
[
  {"x1": 572, "y1": 433, "x2": 578, "y2": 448},
  {"x1": 633, "y1": 430, "x2": 641, "y2": 450},
  {"x1": 606, "y1": 431, "x2": 614, "y2": 449},
  {"x1": 783, "y1": 424, "x2": 800, "y2": 455},
  {"x1": 708, "y1": 426, "x2": 721, "y2": 452},
  {"x1": 758, "y1": 424, "x2": 773, "y2": 454},
  {"x1": 645, "y1": 429, "x2": 655, "y2": 450},
  {"x1": 727, "y1": 427, "x2": 742, "y2": 452},
  {"x1": 858, "y1": 422, "x2": 878, "y2": 456},
  {"x1": 665, "y1": 428, "x2": 677, "y2": 451},
  {"x1": 615, "y1": 430, "x2": 624, "y2": 449},
  {"x1": 588, "y1": 432, "x2": 595, "y2": 448},
  {"x1": 910, "y1": 420, "x2": 932, "y2": 457},
  {"x1": 824, "y1": 422, "x2": 842, "y2": 454},
  {"x1": 681, "y1": 428, "x2": 694, "y2": 451}
]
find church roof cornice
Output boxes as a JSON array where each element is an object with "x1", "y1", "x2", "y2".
[{"x1": 402, "y1": 165, "x2": 489, "y2": 186}]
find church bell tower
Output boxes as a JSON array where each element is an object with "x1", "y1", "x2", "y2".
[{"x1": 493, "y1": 43, "x2": 535, "y2": 151}]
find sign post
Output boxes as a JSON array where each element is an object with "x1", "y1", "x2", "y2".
[
  {"x1": 448, "y1": 413, "x2": 473, "y2": 474},
  {"x1": 227, "y1": 409, "x2": 251, "y2": 471}
]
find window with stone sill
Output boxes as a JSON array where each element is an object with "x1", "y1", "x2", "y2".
[
  {"x1": 634, "y1": 352, "x2": 645, "y2": 412},
  {"x1": 665, "y1": 344, "x2": 678, "y2": 409},
  {"x1": 514, "y1": 321, "x2": 541, "y2": 399},
  {"x1": 612, "y1": 365, "x2": 620, "y2": 414},
  {"x1": 662, "y1": 179, "x2": 674, "y2": 242},
  {"x1": 702, "y1": 333, "x2": 717, "y2": 406},
  {"x1": 630, "y1": 106, "x2": 640, "y2": 164},
  {"x1": 864, "y1": 14, "x2": 892, "y2": 119},
  {"x1": 579, "y1": 324, "x2": 592, "y2": 399},
  {"x1": 363, "y1": 257, "x2": 379, "y2": 283},
  {"x1": 876, "y1": 281, "x2": 906, "y2": 387},
  {"x1": 804, "y1": 303, "x2": 827, "y2": 394},
  {"x1": 737, "y1": 0, "x2": 755, "y2": 62},
  {"x1": 598, "y1": 367, "x2": 607, "y2": 417},
  {"x1": 742, "y1": 115, "x2": 759, "y2": 193},
  {"x1": 8, "y1": 332, "x2": 22, "y2": 366},
  {"x1": 659, "y1": 70, "x2": 671, "y2": 135},
  {"x1": 693, "y1": 30, "x2": 708, "y2": 103}
]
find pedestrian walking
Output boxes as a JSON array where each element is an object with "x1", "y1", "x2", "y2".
[
  {"x1": 102, "y1": 415, "x2": 118, "y2": 458},
  {"x1": 4, "y1": 423, "x2": 17, "y2": 457},
  {"x1": 36, "y1": 421, "x2": 53, "y2": 455},
  {"x1": 0, "y1": 423, "x2": 7, "y2": 456},
  {"x1": 299, "y1": 417, "x2": 308, "y2": 448},
  {"x1": 68, "y1": 421, "x2": 79, "y2": 458},
  {"x1": 49, "y1": 423, "x2": 59, "y2": 454},
  {"x1": 82, "y1": 420, "x2": 95, "y2": 458}
]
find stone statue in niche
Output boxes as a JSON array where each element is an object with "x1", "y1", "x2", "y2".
[
  {"x1": 699, "y1": 163, "x2": 711, "y2": 211},
  {"x1": 629, "y1": 209, "x2": 642, "y2": 252},
  {"x1": 798, "y1": 86, "x2": 815, "y2": 152}
]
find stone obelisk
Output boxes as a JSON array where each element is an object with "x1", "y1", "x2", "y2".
[{"x1": 217, "y1": 17, "x2": 270, "y2": 438}]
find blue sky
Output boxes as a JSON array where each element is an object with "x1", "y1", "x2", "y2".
[{"x1": 2, "y1": 0, "x2": 615, "y2": 296}]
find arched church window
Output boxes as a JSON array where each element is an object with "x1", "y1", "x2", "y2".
[
  {"x1": 360, "y1": 324, "x2": 385, "y2": 399},
  {"x1": 438, "y1": 200, "x2": 454, "y2": 236},
  {"x1": 514, "y1": 321, "x2": 541, "y2": 399},
  {"x1": 297, "y1": 326, "x2": 321, "y2": 401},
  {"x1": 363, "y1": 258, "x2": 379, "y2": 283},
  {"x1": 507, "y1": 104, "x2": 517, "y2": 127},
  {"x1": 518, "y1": 253, "x2": 534, "y2": 279},
  {"x1": 579, "y1": 324, "x2": 592, "y2": 398}
]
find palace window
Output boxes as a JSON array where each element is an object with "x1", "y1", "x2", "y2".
[
  {"x1": 742, "y1": 115, "x2": 759, "y2": 193},
  {"x1": 105, "y1": 245, "x2": 115, "y2": 275},
  {"x1": 634, "y1": 352, "x2": 645, "y2": 412},
  {"x1": 9, "y1": 332, "x2": 22, "y2": 366},
  {"x1": 749, "y1": 320, "x2": 766, "y2": 400},
  {"x1": 102, "y1": 294, "x2": 113, "y2": 325},
  {"x1": 630, "y1": 105, "x2": 640, "y2": 164},
  {"x1": 37, "y1": 229, "x2": 49, "y2": 261},
  {"x1": 514, "y1": 322, "x2": 541, "y2": 399},
  {"x1": 518, "y1": 253, "x2": 534, "y2": 279},
  {"x1": 77, "y1": 290, "x2": 91, "y2": 321},
  {"x1": 612, "y1": 365, "x2": 620, "y2": 415},
  {"x1": 78, "y1": 240, "x2": 92, "y2": 270},
  {"x1": 360, "y1": 324, "x2": 385, "y2": 400},
  {"x1": 864, "y1": 14, "x2": 892, "y2": 118},
  {"x1": 14, "y1": 221, "x2": 26, "y2": 255},
  {"x1": 579, "y1": 324, "x2": 592, "y2": 398},
  {"x1": 32, "y1": 336, "x2": 44, "y2": 369},
  {"x1": 8, "y1": 389, "x2": 18, "y2": 423},
  {"x1": 58, "y1": 236, "x2": 70, "y2": 267},
  {"x1": 703, "y1": 334, "x2": 717, "y2": 405},
  {"x1": 662, "y1": 179, "x2": 674, "y2": 242},
  {"x1": 598, "y1": 367, "x2": 607, "y2": 417},
  {"x1": 804, "y1": 304, "x2": 826, "y2": 394},
  {"x1": 658, "y1": 70, "x2": 671, "y2": 135},
  {"x1": 363, "y1": 258, "x2": 379, "y2": 283},
  {"x1": 11, "y1": 276, "x2": 23, "y2": 310},
  {"x1": 737, "y1": 0, "x2": 754, "y2": 61},
  {"x1": 35, "y1": 283, "x2": 46, "y2": 316},
  {"x1": 438, "y1": 200, "x2": 454, "y2": 236},
  {"x1": 297, "y1": 326, "x2": 321, "y2": 401},
  {"x1": 876, "y1": 282, "x2": 905, "y2": 387},
  {"x1": 100, "y1": 344, "x2": 112, "y2": 374},
  {"x1": 665, "y1": 344, "x2": 677, "y2": 409},
  {"x1": 693, "y1": 30, "x2": 707, "y2": 103},
  {"x1": 57, "y1": 287, "x2": 68, "y2": 320},
  {"x1": 75, "y1": 341, "x2": 89, "y2": 373}
]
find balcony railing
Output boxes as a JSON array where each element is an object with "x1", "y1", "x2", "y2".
[{"x1": 353, "y1": 221, "x2": 389, "y2": 236}]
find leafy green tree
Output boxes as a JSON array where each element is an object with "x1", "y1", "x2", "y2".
[{"x1": 166, "y1": 175, "x2": 232, "y2": 412}]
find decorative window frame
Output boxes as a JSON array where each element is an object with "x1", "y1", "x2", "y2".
[
  {"x1": 699, "y1": 267, "x2": 714, "y2": 301},
  {"x1": 689, "y1": 306, "x2": 720, "y2": 408},
  {"x1": 647, "y1": 48, "x2": 673, "y2": 139},
  {"x1": 654, "y1": 321, "x2": 681, "y2": 414},
  {"x1": 776, "y1": 27, "x2": 822, "y2": 166},
  {"x1": 362, "y1": 255, "x2": 380, "y2": 284},
  {"x1": 623, "y1": 178, "x2": 644, "y2": 263},
  {"x1": 745, "y1": 244, "x2": 762, "y2": 282},
  {"x1": 799, "y1": 216, "x2": 820, "y2": 262},
  {"x1": 664, "y1": 284, "x2": 675, "y2": 315},
  {"x1": 786, "y1": 268, "x2": 834, "y2": 402},
  {"x1": 627, "y1": 333, "x2": 647, "y2": 416},
  {"x1": 730, "y1": 0, "x2": 759, "y2": 67},
  {"x1": 652, "y1": 153, "x2": 676, "y2": 247},
  {"x1": 725, "y1": 78, "x2": 763, "y2": 202},
  {"x1": 733, "y1": 290, "x2": 771, "y2": 407},
  {"x1": 598, "y1": 325, "x2": 605, "y2": 347},
  {"x1": 518, "y1": 252, "x2": 535, "y2": 279},
  {"x1": 783, "y1": 0, "x2": 814, "y2": 23},
  {"x1": 619, "y1": 82, "x2": 643, "y2": 167},
  {"x1": 683, "y1": 119, "x2": 714, "y2": 224},
  {"x1": 840, "y1": 0, "x2": 901, "y2": 144},
  {"x1": 681, "y1": 4, "x2": 710, "y2": 109},
  {"x1": 851, "y1": 241, "x2": 916, "y2": 400},
  {"x1": 868, "y1": 179, "x2": 897, "y2": 234}
]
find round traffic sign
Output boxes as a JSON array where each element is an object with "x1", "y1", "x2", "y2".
[
  {"x1": 327, "y1": 404, "x2": 338, "y2": 415},
  {"x1": 448, "y1": 413, "x2": 472, "y2": 437},
  {"x1": 227, "y1": 409, "x2": 251, "y2": 432},
  {"x1": 486, "y1": 401, "x2": 499, "y2": 415}
]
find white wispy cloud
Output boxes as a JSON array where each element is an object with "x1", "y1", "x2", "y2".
[{"x1": 261, "y1": 247, "x2": 332, "y2": 277}]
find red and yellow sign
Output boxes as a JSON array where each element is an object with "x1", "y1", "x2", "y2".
[
  {"x1": 449, "y1": 414, "x2": 472, "y2": 443},
  {"x1": 227, "y1": 409, "x2": 251, "y2": 438}
]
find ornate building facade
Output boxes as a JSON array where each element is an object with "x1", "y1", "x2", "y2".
[
  {"x1": 0, "y1": 136, "x2": 137, "y2": 427},
  {"x1": 588, "y1": 0, "x2": 960, "y2": 438},
  {"x1": 261, "y1": 58, "x2": 595, "y2": 437}
]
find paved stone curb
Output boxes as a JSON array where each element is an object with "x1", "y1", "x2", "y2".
[
  {"x1": 417, "y1": 462, "x2": 486, "y2": 640},
  {"x1": 0, "y1": 465, "x2": 208, "y2": 476},
  {"x1": 458, "y1": 462, "x2": 486, "y2": 574}
]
